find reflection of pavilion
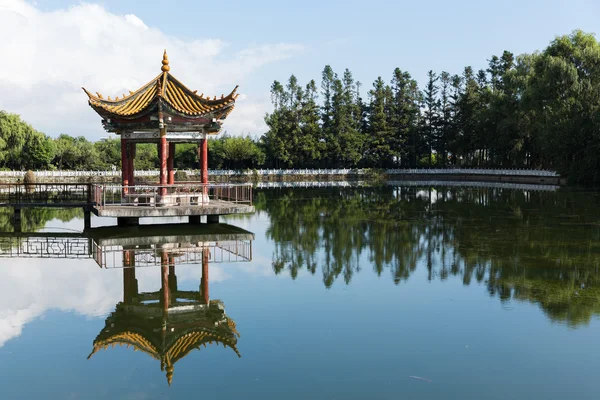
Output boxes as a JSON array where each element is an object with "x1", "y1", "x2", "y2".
[
  {"x1": 78, "y1": 224, "x2": 253, "y2": 385},
  {"x1": 88, "y1": 257, "x2": 241, "y2": 385}
]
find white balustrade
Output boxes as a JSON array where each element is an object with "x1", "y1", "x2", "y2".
[{"x1": 0, "y1": 168, "x2": 560, "y2": 178}]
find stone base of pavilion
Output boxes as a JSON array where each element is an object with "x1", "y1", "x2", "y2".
[{"x1": 91, "y1": 202, "x2": 255, "y2": 226}]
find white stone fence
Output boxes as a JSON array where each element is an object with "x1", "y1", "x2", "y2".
[
  {"x1": 256, "y1": 180, "x2": 559, "y2": 191},
  {"x1": 0, "y1": 168, "x2": 560, "y2": 179}
]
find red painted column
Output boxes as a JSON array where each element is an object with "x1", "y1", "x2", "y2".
[
  {"x1": 201, "y1": 248, "x2": 209, "y2": 304},
  {"x1": 167, "y1": 142, "x2": 175, "y2": 185},
  {"x1": 200, "y1": 138, "x2": 208, "y2": 184},
  {"x1": 198, "y1": 137, "x2": 208, "y2": 203},
  {"x1": 159, "y1": 130, "x2": 168, "y2": 196},
  {"x1": 121, "y1": 139, "x2": 129, "y2": 195},
  {"x1": 127, "y1": 142, "x2": 136, "y2": 189}
]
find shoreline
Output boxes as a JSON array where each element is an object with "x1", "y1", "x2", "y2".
[{"x1": 0, "y1": 168, "x2": 565, "y2": 186}]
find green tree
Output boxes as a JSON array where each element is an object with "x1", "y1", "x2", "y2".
[
  {"x1": 366, "y1": 77, "x2": 395, "y2": 167},
  {"x1": 331, "y1": 69, "x2": 364, "y2": 166},
  {"x1": 93, "y1": 138, "x2": 121, "y2": 169},
  {"x1": 0, "y1": 111, "x2": 34, "y2": 169},
  {"x1": 422, "y1": 70, "x2": 440, "y2": 165},
  {"x1": 321, "y1": 65, "x2": 337, "y2": 166},
  {"x1": 221, "y1": 135, "x2": 266, "y2": 169},
  {"x1": 529, "y1": 30, "x2": 600, "y2": 182},
  {"x1": 297, "y1": 79, "x2": 323, "y2": 166},
  {"x1": 390, "y1": 68, "x2": 421, "y2": 167}
]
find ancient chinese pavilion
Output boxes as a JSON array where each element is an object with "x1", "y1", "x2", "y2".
[{"x1": 82, "y1": 50, "x2": 239, "y2": 190}]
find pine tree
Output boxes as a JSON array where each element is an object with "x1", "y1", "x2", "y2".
[
  {"x1": 438, "y1": 71, "x2": 452, "y2": 166},
  {"x1": 332, "y1": 69, "x2": 364, "y2": 166},
  {"x1": 422, "y1": 70, "x2": 440, "y2": 165},
  {"x1": 366, "y1": 77, "x2": 394, "y2": 167},
  {"x1": 321, "y1": 65, "x2": 337, "y2": 166},
  {"x1": 264, "y1": 80, "x2": 290, "y2": 167},
  {"x1": 298, "y1": 80, "x2": 323, "y2": 166},
  {"x1": 390, "y1": 68, "x2": 420, "y2": 167}
]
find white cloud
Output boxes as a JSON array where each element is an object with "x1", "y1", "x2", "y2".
[
  {"x1": 0, "y1": 256, "x2": 235, "y2": 348},
  {"x1": 0, "y1": 0, "x2": 303, "y2": 139}
]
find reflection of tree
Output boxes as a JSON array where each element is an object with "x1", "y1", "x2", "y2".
[
  {"x1": 258, "y1": 186, "x2": 600, "y2": 327},
  {"x1": 260, "y1": 187, "x2": 430, "y2": 287},
  {"x1": 0, "y1": 207, "x2": 83, "y2": 232}
]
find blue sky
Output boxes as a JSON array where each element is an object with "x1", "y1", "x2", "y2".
[
  {"x1": 39, "y1": 0, "x2": 599, "y2": 88},
  {"x1": 1, "y1": 0, "x2": 599, "y2": 138}
]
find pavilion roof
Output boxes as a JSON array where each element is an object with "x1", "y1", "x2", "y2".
[{"x1": 82, "y1": 51, "x2": 239, "y2": 121}]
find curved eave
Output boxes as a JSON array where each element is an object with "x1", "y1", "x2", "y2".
[
  {"x1": 89, "y1": 99, "x2": 160, "y2": 121},
  {"x1": 85, "y1": 94, "x2": 159, "y2": 119},
  {"x1": 163, "y1": 74, "x2": 239, "y2": 117},
  {"x1": 166, "y1": 73, "x2": 239, "y2": 106},
  {"x1": 82, "y1": 72, "x2": 162, "y2": 103},
  {"x1": 161, "y1": 99, "x2": 235, "y2": 120}
]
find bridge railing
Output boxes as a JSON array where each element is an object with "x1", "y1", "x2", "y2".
[
  {"x1": 0, "y1": 183, "x2": 90, "y2": 205},
  {"x1": 92, "y1": 183, "x2": 253, "y2": 208}
]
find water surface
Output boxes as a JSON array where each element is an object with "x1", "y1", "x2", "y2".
[{"x1": 1, "y1": 184, "x2": 599, "y2": 399}]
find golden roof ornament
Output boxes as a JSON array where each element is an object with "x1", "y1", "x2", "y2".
[{"x1": 161, "y1": 50, "x2": 170, "y2": 72}]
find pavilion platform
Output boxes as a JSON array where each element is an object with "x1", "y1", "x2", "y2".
[{"x1": 91, "y1": 183, "x2": 254, "y2": 225}]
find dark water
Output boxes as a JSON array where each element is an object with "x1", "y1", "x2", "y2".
[{"x1": 1, "y1": 185, "x2": 600, "y2": 399}]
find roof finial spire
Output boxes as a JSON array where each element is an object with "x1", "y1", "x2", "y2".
[{"x1": 161, "y1": 49, "x2": 170, "y2": 72}]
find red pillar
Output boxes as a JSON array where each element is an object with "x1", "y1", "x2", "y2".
[
  {"x1": 199, "y1": 138, "x2": 208, "y2": 184},
  {"x1": 168, "y1": 142, "x2": 175, "y2": 185},
  {"x1": 159, "y1": 130, "x2": 168, "y2": 196},
  {"x1": 161, "y1": 251, "x2": 170, "y2": 312},
  {"x1": 121, "y1": 139, "x2": 129, "y2": 195},
  {"x1": 127, "y1": 142, "x2": 136, "y2": 189},
  {"x1": 201, "y1": 248, "x2": 209, "y2": 304}
]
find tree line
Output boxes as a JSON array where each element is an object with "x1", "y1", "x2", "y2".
[
  {"x1": 263, "y1": 29, "x2": 600, "y2": 184},
  {"x1": 1, "y1": 30, "x2": 600, "y2": 183}
]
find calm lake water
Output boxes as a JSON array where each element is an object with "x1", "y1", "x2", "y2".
[{"x1": 1, "y1": 184, "x2": 600, "y2": 399}]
